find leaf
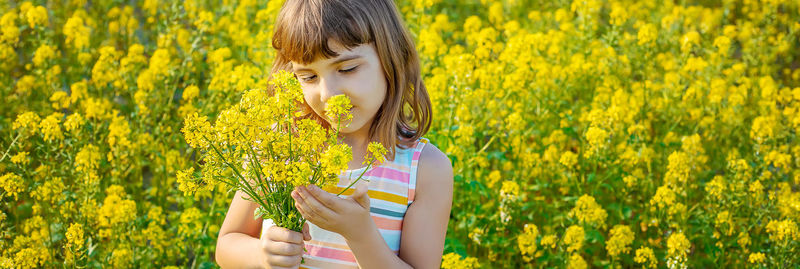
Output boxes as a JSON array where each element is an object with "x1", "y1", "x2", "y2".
[{"x1": 444, "y1": 236, "x2": 468, "y2": 257}]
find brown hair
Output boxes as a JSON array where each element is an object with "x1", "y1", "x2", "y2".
[{"x1": 269, "y1": 0, "x2": 432, "y2": 161}]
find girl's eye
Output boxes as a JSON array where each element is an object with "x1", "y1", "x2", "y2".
[
  {"x1": 340, "y1": 66, "x2": 358, "y2": 73},
  {"x1": 301, "y1": 75, "x2": 317, "y2": 82}
]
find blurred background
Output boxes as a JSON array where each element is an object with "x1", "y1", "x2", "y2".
[{"x1": 0, "y1": 0, "x2": 799, "y2": 268}]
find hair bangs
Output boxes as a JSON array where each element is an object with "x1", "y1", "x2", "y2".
[{"x1": 272, "y1": 0, "x2": 373, "y2": 64}]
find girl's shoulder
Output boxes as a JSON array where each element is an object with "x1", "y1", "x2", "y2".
[
  {"x1": 415, "y1": 138, "x2": 446, "y2": 167},
  {"x1": 411, "y1": 137, "x2": 453, "y2": 204}
]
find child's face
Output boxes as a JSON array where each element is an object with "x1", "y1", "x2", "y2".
[{"x1": 291, "y1": 39, "x2": 387, "y2": 134}]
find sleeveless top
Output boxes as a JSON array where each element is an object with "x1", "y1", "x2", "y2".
[{"x1": 299, "y1": 137, "x2": 429, "y2": 269}]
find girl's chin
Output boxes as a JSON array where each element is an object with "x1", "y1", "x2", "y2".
[{"x1": 337, "y1": 121, "x2": 360, "y2": 133}]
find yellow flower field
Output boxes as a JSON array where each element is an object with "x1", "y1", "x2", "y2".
[{"x1": 1, "y1": 0, "x2": 799, "y2": 268}]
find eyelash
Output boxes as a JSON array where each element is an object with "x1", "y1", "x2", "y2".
[{"x1": 300, "y1": 66, "x2": 358, "y2": 82}]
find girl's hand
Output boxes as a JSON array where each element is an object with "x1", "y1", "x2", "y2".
[
  {"x1": 260, "y1": 223, "x2": 311, "y2": 269},
  {"x1": 292, "y1": 183, "x2": 372, "y2": 241}
]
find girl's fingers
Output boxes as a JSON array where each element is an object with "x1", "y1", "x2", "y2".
[
  {"x1": 305, "y1": 185, "x2": 343, "y2": 212},
  {"x1": 294, "y1": 188, "x2": 336, "y2": 220},
  {"x1": 295, "y1": 201, "x2": 315, "y2": 223},
  {"x1": 302, "y1": 222, "x2": 312, "y2": 241},
  {"x1": 266, "y1": 254, "x2": 302, "y2": 267},
  {"x1": 267, "y1": 241, "x2": 303, "y2": 256},
  {"x1": 267, "y1": 226, "x2": 303, "y2": 244},
  {"x1": 349, "y1": 183, "x2": 370, "y2": 209}
]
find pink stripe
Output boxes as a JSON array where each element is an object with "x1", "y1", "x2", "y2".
[
  {"x1": 366, "y1": 167, "x2": 409, "y2": 183},
  {"x1": 412, "y1": 151, "x2": 421, "y2": 161},
  {"x1": 304, "y1": 244, "x2": 357, "y2": 263},
  {"x1": 372, "y1": 215, "x2": 403, "y2": 230}
]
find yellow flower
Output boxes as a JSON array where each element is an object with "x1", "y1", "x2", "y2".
[
  {"x1": 563, "y1": 225, "x2": 585, "y2": 252},
  {"x1": 65, "y1": 113, "x2": 85, "y2": 133},
  {"x1": 25, "y1": 6, "x2": 48, "y2": 28},
  {"x1": 667, "y1": 232, "x2": 691, "y2": 259},
  {"x1": 91, "y1": 46, "x2": 121, "y2": 88},
  {"x1": 750, "y1": 115, "x2": 777, "y2": 144},
  {"x1": 183, "y1": 85, "x2": 200, "y2": 101},
  {"x1": 1, "y1": 12, "x2": 20, "y2": 44},
  {"x1": 487, "y1": 170, "x2": 502, "y2": 188},
  {"x1": 713, "y1": 35, "x2": 731, "y2": 56},
  {"x1": 320, "y1": 143, "x2": 353, "y2": 176},
  {"x1": 288, "y1": 161, "x2": 314, "y2": 186},
  {"x1": 748, "y1": 252, "x2": 766, "y2": 264},
  {"x1": 13, "y1": 111, "x2": 41, "y2": 135},
  {"x1": 0, "y1": 173, "x2": 25, "y2": 200},
  {"x1": 569, "y1": 194, "x2": 607, "y2": 228},
  {"x1": 179, "y1": 207, "x2": 203, "y2": 237},
  {"x1": 540, "y1": 234, "x2": 557, "y2": 249},
  {"x1": 182, "y1": 113, "x2": 213, "y2": 150},
  {"x1": 110, "y1": 247, "x2": 132, "y2": 268},
  {"x1": 40, "y1": 113, "x2": 64, "y2": 141},
  {"x1": 177, "y1": 167, "x2": 204, "y2": 196},
  {"x1": 715, "y1": 210, "x2": 734, "y2": 236},
  {"x1": 325, "y1": 94, "x2": 354, "y2": 128},
  {"x1": 441, "y1": 253, "x2": 479, "y2": 269},
  {"x1": 500, "y1": 180, "x2": 520, "y2": 201},
  {"x1": 108, "y1": 115, "x2": 131, "y2": 148},
  {"x1": 31, "y1": 177, "x2": 65, "y2": 204},
  {"x1": 680, "y1": 31, "x2": 701, "y2": 52},
  {"x1": 97, "y1": 185, "x2": 137, "y2": 238},
  {"x1": 75, "y1": 144, "x2": 102, "y2": 174},
  {"x1": 13, "y1": 248, "x2": 45, "y2": 268},
  {"x1": 65, "y1": 223, "x2": 85, "y2": 250},
  {"x1": 567, "y1": 253, "x2": 587, "y2": 269},
  {"x1": 623, "y1": 175, "x2": 637, "y2": 188},
  {"x1": 50, "y1": 91, "x2": 70, "y2": 109},
  {"x1": 365, "y1": 141, "x2": 388, "y2": 165},
  {"x1": 650, "y1": 185, "x2": 676, "y2": 211},
  {"x1": 765, "y1": 219, "x2": 800, "y2": 244},
  {"x1": 634, "y1": 247, "x2": 657, "y2": 268},
  {"x1": 33, "y1": 44, "x2": 57, "y2": 67},
  {"x1": 584, "y1": 126, "x2": 609, "y2": 157},
  {"x1": 517, "y1": 223, "x2": 538, "y2": 260},
  {"x1": 665, "y1": 151, "x2": 690, "y2": 186},
  {"x1": 17, "y1": 75, "x2": 37, "y2": 95},
  {"x1": 63, "y1": 15, "x2": 90, "y2": 49},
  {"x1": 637, "y1": 23, "x2": 658, "y2": 46},
  {"x1": 559, "y1": 151, "x2": 578, "y2": 167},
  {"x1": 10, "y1": 151, "x2": 29, "y2": 166},
  {"x1": 765, "y1": 150, "x2": 791, "y2": 171},
  {"x1": 148, "y1": 48, "x2": 171, "y2": 76},
  {"x1": 609, "y1": 2, "x2": 628, "y2": 26},
  {"x1": 606, "y1": 225, "x2": 634, "y2": 257}
]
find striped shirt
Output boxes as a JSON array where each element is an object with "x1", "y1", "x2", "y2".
[{"x1": 299, "y1": 137, "x2": 429, "y2": 269}]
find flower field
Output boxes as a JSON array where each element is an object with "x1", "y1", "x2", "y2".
[{"x1": 1, "y1": 0, "x2": 799, "y2": 268}]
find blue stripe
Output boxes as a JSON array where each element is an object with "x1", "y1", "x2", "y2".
[{"x1": 370, "y1": 207, "x2": 406, "y2": 218}]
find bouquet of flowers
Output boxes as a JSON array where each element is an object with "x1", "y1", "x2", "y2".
[{"x1": 179, "y1": 70, "x2": 386, "y2": 232}]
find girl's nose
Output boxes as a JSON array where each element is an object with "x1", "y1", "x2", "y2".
[{"x1": 319, "y1": 76, "x2": 344, "y2": 105}]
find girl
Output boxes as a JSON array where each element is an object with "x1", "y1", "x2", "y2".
[{"x1": 215, "y1": 0, "x2": 454, "y2": 268}]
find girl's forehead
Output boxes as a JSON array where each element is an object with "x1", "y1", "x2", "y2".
[{"x1": 291, "y1": 41, "x2": 373, "y2": 69}]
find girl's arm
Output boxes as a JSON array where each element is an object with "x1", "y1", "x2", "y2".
[
  {"x1": 215, "y1": 191, "x2": 265, "y2": 268},
  {"x1": 349, "y1": 144, "x2": 454, "y2": 269},
  {"x1": 291, "y1": 144, "x2": 453, "y2": 268}
]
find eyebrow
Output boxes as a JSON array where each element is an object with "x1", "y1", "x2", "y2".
[{"x1": 292, "y1": 55, "x2": 363, "y2": 73}]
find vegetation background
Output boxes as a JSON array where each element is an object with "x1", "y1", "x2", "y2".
[{"x1": 1, "y1": 0, "x2": 799, "y2": 268}]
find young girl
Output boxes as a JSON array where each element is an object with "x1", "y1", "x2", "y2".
[{"x1": 215, "y1": 0, "x2": 454, "y2": 268}]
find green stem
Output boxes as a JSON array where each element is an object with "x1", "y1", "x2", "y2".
[
  {"x1": 0, "y1": 132, "x2": 23, "y2": 162},
  {"x1": 336, "y1": 161, "x2": 374, "y2": 196}
]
